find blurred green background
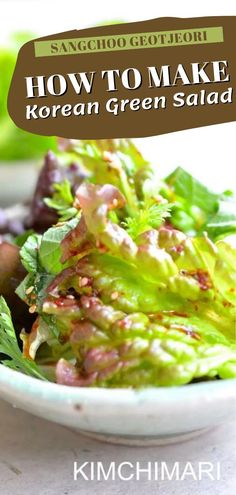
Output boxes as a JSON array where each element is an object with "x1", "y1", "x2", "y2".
[{"x1": 0, "y1": 32, "x2": 56, "y2": 161}]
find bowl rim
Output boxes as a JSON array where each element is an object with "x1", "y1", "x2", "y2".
[{"x1": 1, "y1": 363, "x2": 236, "y2": 407}]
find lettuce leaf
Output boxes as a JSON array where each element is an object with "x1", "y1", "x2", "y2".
[
  {"x1": 33, "y1": 183, "x2": 236, "y2": 387},
  {"x1": 39, "y1": 218, "x2": 79, "y2": 275},
  {"x1": 164, "y1": 167, "x2": 236, "y2": 239},
  {"x1": 0, "y1": 296, "x2": 48, "y2": 380},
  {"x1": 206, "y1": 199, "x2": 236, "y2": 239}
]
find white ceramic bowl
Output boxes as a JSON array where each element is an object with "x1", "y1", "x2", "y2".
[{"x1": 0, "y1": 365, "x2": 235, "y2": 446}]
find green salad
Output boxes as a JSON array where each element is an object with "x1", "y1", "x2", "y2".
[{"x1": 0, "y1": 139, "x2": 236, "y2": 387}]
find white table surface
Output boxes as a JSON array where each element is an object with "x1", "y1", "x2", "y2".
[{"x1": 0, "y1": 399, "x2": 235, "y2": 495}]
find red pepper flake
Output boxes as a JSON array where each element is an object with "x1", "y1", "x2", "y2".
[
  {"x1": 54, "y1": 297, "x2": 79, "y2": 308},
  {"x1": 188, "y1": 269, "x2": 212, "y2": 291},
  {"x1": 118, "y1": 318, "x2": 131, "y2": 330},
  {"x1": 163, "y1": 310, "x2": 188, "y2": 318},
  {"x1": 155, "y1": 314, "x2": 164, "y2": 321},
  {"x1": 55, "y1": 298, "x2": 66, "y2": 307},
  {"x1": 148, "y1": 313, "x2": 164, "y2": 321},
  {"x1": 170, "y1": 244, "x2": 184, "y2": 254},
  {"x1": 170, "y1": 324, "x2": 201, "y2": 341},
  {"x1": 223, "y1": 300, "x2": 233, "y2": 308}
]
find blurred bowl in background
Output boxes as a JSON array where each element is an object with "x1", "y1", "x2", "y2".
[{"x1": 0, "y1": 160, "x2": 39, "y2": 207}]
